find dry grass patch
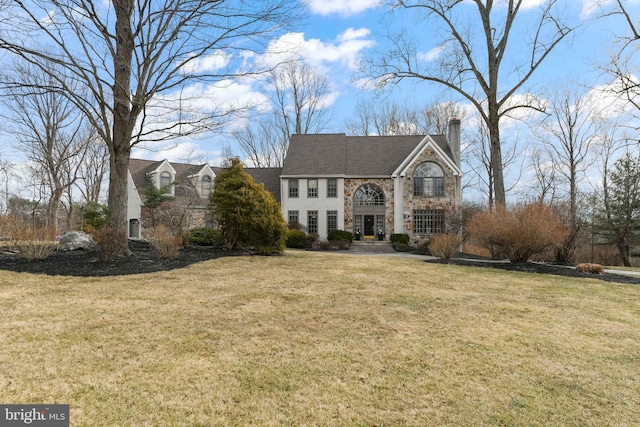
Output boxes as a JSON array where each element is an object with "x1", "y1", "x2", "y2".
[{"x1": 1, "y1": 252, "x2": 639, "y2": 426}]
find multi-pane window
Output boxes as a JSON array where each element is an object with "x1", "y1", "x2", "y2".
[
  {"x1": 289, "y1": 179, "x2": 299, "y2": 198},
  {"x1": 288, "y1": 210, "x2": 299, "y2": 226},
  {"x1": 354, "y1": 184, "x2": 385, "y2": 206},
  {"x1": 201, "y1": 175, "x2": 212, "y2": 196},
  {"x1": 308, "y1": 179, "x2": 318, "y2": 198},
  {"x1": 327, "y1": 178, "x2": 337, "y2": 198},
  {"x1": 160, "y1": 171, "x2": 172, "y2": 188},
  {"x1": 413, "y1": 210, "x2": 445, "y2": 234},
  {"x1": 307, "y1": 211, "x2": 318, "y2": 234},
  {"x1": 327, "y1": 210, "x2": 338, "y2": 234},
  {"x1": 413, "y1": 162, "x2": 445, "y2": 197}
]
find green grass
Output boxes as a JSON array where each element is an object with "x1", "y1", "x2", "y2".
[{"x1": 1, "y1": 251, "x2": 639, "y2": 426}]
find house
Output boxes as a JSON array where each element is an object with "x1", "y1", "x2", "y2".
[
  {"x1": 126, "y1": 119, "x2": 462, "y2": 243},
  {"x1": 280, "y1": 119, "x2": 462, "y2": 244},
  {"x1": 126, "y1": 158, "x2": 281, "y2": 238}
]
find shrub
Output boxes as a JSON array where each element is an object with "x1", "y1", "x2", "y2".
[
  {"x1": 93, "y1": 227, "x2": 128, "y2": 261},
  {"x1": 148, "y1": 225, "x2": 182, "y2": 259},
  {"x1": 211, "y1": 159, "x2": 287, "y2": 253},
  {"x1": 394, "y1": 243, "x2": 412, "y2": 252},
  {"x1": 390, "y1": 234, "x2": 409, "y2": 245},
  {"x1": 184, "y1": 227, "x2": 222, "y2": 247},
  {"x1": 13, "y1": 225, "x2": 57, "y2": 261},
  {"x1": 328, "y1": 230, "x2": 353, "y2": 242},
  {"x1": 306, "y1": 233, "x2": 319, "y2": 249},
  {"x1": 82, "y1": 202, "x2": 108, "y2": 231},
  {"x1": 285, "y1": 229, "x2": 308, "y2": 249},
  {"x1": 467, "y1": 202, "x2": 567, "y2": 263},
  {"x1": 576, "y1": 263, "x2": 604, "y2": 274},
  {"x1": 413, "y1": 241, "x2": 432, "y2": 255},
  {"x1": 428, "y1": 233, "x2": 462, "y2": 259}
]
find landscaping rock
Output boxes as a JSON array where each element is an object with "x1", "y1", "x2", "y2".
[{"x1": 57, "y1": 231, "x2": 98, "y2": 252}]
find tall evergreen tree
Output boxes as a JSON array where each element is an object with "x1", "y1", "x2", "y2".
[
  {"x1": 210, "y1": 159, "x2": 286, "y2": 254},
  {"x1": 601, "y1": 153, "x2": 640, "y2": 266}
]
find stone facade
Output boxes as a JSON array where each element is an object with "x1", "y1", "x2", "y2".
[
  {"x1": 344, "y1": 178, "x2": 395, "y2": 239},
  {"x1": 402, "y1": 147, "x2": 459, "y2": 245}
]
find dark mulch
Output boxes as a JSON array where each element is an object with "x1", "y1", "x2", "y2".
[
  {"x1": 0, "y1": 240, "x2": 235, "y2": 277},
  {"x1": 426, "y1": 253, "x2": 640, "y2": 285}
]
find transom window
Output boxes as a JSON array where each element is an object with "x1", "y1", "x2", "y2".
[
  {"x1": 354, "y1": 184, "x2": 385, "y2": 206},
  {"x1": 413, "y1": 210, "x2": 445, "y2": 234},
  {"x1": 160, "y1": 171, "x2": 172, "y2": 188},
  {"x1": 413, "y1": 162, "x2": 445, "y2": 197}
]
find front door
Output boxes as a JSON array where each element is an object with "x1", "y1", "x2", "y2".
[{"x1": 364, "y1": 215, "x2": 375, "y2": 236}]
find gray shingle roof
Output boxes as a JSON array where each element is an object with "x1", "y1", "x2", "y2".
[
  {"x1": 282, "y1": 133, "x2": 453, "y2": 177},
  {"x1": 129, "y1": 158, "x2": 282, "y2": 204}
]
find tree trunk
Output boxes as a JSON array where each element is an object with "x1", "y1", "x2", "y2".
[
  {"x1": 47, "y1": 187, "x2": 63, "y2": 236},
  {"x1": 107, "y1": 145, "x2": 131, "y2": 232},
  {"x1": 488, "y1": 112, "x2": 505, "y2": 207},
  {"x1": 107, "y1": 0, "x2": 134, "y2": 236}
]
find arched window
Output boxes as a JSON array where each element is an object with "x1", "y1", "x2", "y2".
[
  {"x1": 413, "y1": 162, "x2": 444, "y2": 197},
  {"x1": 201, "y1": 175, "x2": 212, "y2": 196},
  {"x1": 160, "y1": 171, "x2": 172, "y2": 189},
  {"x1": 354, "y1": 184, "x2": 385, "y2": 206}
]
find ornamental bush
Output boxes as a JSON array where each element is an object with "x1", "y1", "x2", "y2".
[
  {"x1": 428, "y1": 233, "x2": 462, "y2": 259},
  {"x1": 285, "y1": 229, "x2": 308, "y2": 249},
  {"x1": 390, "y1": 233, "x2": 409, "y2": 245},
  {"x1": 184, "y1": 227, "x2": 222, "y2": 247},
  {"x1": 328, "y1": 230, "x2": 352, "y2": 242},
  {"x1": 467, "y1": 202, "x2": 567, "y2": 263}
]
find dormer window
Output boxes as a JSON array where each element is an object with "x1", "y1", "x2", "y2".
[
  {"x1": 201, "y1": 175, "x2": 212, "y2": 196},
  {"x1": 160, "y1": 171, "x2": 172, "y2": 189},
  {"x1": 413, "y1": 162, "x2": 444, "y2": 197}
]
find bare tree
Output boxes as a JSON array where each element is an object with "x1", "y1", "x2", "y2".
[
  {"x1": 76, "y1": 128, "x2": 110, "y2": 204},
  {"x1": 1, "y1": 61, "x2": 91, "y2": 234},
  {"x1": 536, "y1": 85, "x2": 602, "y2": 262},
  {"x1": 0, "y1": 0, "x2": 299, "y2": 237},
  {"x1": 363, "y1": 0, "x2": 577, "y2": 205},
  {"x1": 344, "y1": 98, "x2": 465, "y2": 136},
  {"x1": 232, "y1": 62, "x2": 332, "y2": 167},
  {"x1": 600, "y1": 1, "x2": 640, "y2": 133}
]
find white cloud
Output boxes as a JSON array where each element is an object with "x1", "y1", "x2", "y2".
[
  {"x1": 181, "y1": 51, "x2": 230, "y2": 74},
  {"x1": 418, "y1": 44, "x2": 447, "y2": 62},
  {"x1": 262, "y1": 28, "x2": 374, "y2": 70},
  {"x1": 307, "y1": 0, "x2": 380, "y2": 17}
]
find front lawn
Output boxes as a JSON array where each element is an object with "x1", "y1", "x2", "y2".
[{"x1": 1, "y1": 252, "x2": 638, "y2": 426}]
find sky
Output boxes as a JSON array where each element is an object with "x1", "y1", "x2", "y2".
[{"x1": 2, "y1": 0, "x2": 640, "y2": 204}]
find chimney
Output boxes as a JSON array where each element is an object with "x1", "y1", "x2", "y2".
[{"x1": 448, "y1": 118, "x2": 461, "y2": 168}]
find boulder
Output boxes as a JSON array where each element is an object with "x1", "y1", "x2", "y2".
[{"x1": 57, "y1": 231, "x2": 98, "y2": 252}]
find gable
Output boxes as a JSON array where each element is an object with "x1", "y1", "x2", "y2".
[{"x1": 394, "y1": 135, "x2": 462, "y2": 178}]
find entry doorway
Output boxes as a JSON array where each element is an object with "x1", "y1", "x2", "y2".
[{"x1": 364, "y1": 215, "x2": 374, "y2": 236}]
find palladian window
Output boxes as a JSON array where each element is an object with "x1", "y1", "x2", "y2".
[
  {"x1": 354, "y1": 184, "x2": 385, "y2": 206},
  {"x1": 413, "y1": 162, "x2": 444, "y2": 197}
]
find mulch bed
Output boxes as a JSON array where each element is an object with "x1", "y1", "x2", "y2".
[
  {"x1": 426, "y1": 253, "x2": 640, "y2": 285},
  {"x1": 0, "y1": 240, "x2": 235, "y2": 277}
]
